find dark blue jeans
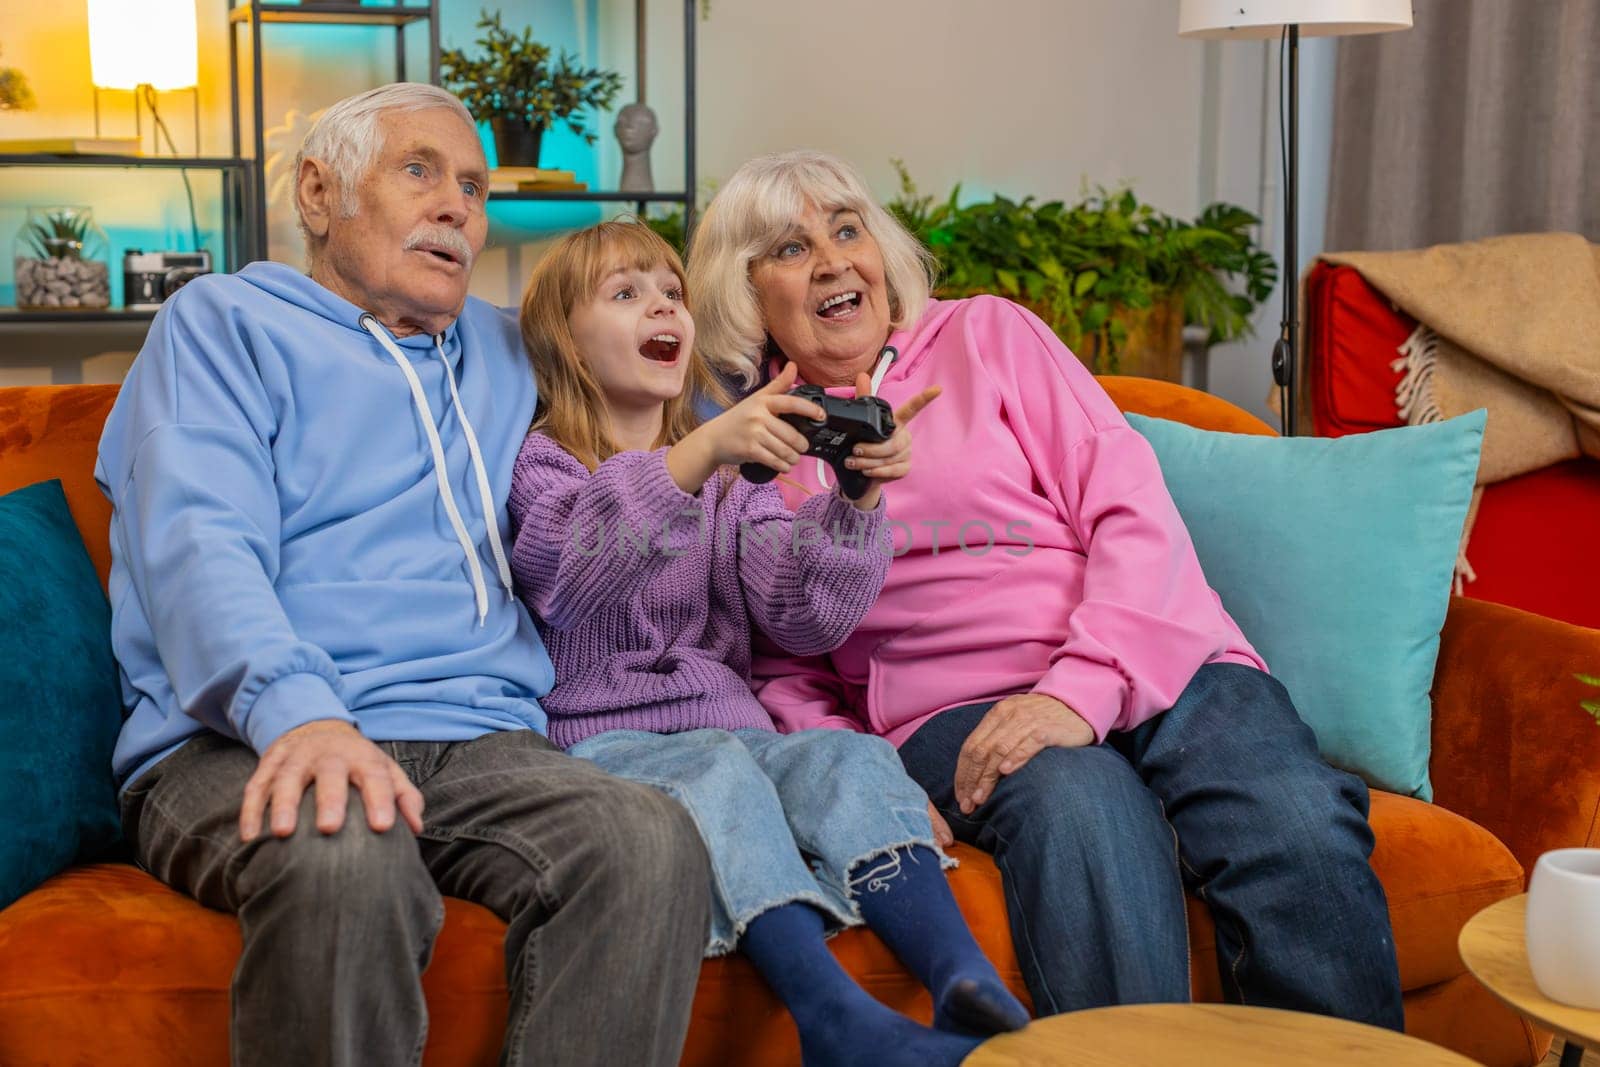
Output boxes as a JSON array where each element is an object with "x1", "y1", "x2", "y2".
[{"x1": 898, "y1": 663, "x2": 1404, "y2": 1030}]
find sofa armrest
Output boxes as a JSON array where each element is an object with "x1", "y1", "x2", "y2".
[{"x1": 1430, "y1": 595, "x2": 1600, "y2": 875}]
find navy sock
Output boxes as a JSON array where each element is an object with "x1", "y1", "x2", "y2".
[
  {"x1": 850, "y1": 845, "x2": 1032, "y2": 1036},
  {"x1": 739, "y1": 902, "x2": 981, "y2": 1067}
]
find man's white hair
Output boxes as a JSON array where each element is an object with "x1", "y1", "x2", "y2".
[{"x1": 293, "y1": 82, "x2": 476, "y2": 248}]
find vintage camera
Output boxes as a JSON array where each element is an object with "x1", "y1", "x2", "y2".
[{"x1": 123, "y1": 250, "x2": 212, "y2": 310}]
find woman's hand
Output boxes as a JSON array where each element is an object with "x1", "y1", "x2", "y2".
[
  {"x1": 667, "y1": 362, "x2": 822, "y2": 493},
  {"x1": 928, "y1": 798, "x2": 955, "y2": 849},
  {"x1": 953, "y1": 694, "x2": 1095, "y2": 814},
  {"x1": 844, "y1": 371, "x2": 942, "y2": 510}
]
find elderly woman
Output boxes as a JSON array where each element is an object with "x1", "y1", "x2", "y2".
[{"x1": 685, "y1": 150, "x2": 1404, "y2": 1027}]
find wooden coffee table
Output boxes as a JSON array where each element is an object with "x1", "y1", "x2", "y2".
[
  {"x1": 963, "y1": 1003, "x2": 1476, "y2": 1065},
  {"x1": 1459, "y1": 893, "x2": 1600, "y2": 1067}
]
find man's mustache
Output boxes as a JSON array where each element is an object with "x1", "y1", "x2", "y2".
[{"x1": 403, "y1": 226, "x2": 476, "y2": 268}]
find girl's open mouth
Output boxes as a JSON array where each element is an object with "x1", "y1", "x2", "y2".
[{"x1": 640, "y1": 334, "x2": 680, "y2": 362}]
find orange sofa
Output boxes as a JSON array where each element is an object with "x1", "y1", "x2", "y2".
[{"x1": 2, "y1": 378, "x2": 1597, "y2": 1067}]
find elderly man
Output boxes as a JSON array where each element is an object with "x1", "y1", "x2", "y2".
[{"x1": 96, "y1": 83, "x2": 711, "y2": 1067}]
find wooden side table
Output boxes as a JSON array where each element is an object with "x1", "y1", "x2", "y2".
[
  {"x1": 1459, "y1": 894, "x2": 1600, "y2": 1067},
  {"x1": 963, "y1": 1004, "x2": 1476, "y2": 1065}
]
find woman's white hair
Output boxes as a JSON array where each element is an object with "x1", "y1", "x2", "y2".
[
  {"x1": 293, "y1": 82, "x2": 475, "y2": 247},
  {"x1": 686, "y1": 150, "x2": 935, "y2": 388}
]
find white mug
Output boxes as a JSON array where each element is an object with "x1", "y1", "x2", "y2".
[{"x1": 1526, "y1": 848, "x2": 1600, "y2": 1010}]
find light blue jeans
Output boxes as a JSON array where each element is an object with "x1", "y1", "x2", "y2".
[{"x1": 569, "y1": 727, "x2": 949, "y2": 956}]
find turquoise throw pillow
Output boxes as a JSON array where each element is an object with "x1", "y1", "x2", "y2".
[
  {"x1": 0, "y1": 479, "x2": 123, "y2": 909},
  {"x1": 1125, "y1": 411, "x2": 1485, "y2": 800}
]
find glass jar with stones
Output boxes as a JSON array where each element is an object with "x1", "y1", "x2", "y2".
[{"x1": 13, "y1": 206, "x2": 112, "y2": 311}]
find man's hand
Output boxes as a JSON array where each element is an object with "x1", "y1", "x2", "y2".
[
  {"x1": 239, "y1": 719, "x2": 425, "y2": 842},
  {"x1": 953, "y1": 694, "x2": 1096, "y2": 814}
]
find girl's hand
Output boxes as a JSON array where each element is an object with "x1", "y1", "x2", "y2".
[
  {"x1": 667, "y1": 363, "x2": 823, "y2": 492},
  {"x1": 844, "y1": 372, "x2": 942, "y2": 510}
]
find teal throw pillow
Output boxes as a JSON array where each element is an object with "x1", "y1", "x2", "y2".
[
  {"x1": 0, "y1": 479, "x2": 123, "y2": 909},
  {"x1": 1125, "y1": 410, "x2": 1485, "y2": 800}
]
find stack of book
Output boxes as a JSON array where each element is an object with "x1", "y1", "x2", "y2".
[{"x1": 488, "y1": 167, "x2": 587, "y2": 193}]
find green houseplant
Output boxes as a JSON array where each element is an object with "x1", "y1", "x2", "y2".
[
  {"x1": 441, "y1": 9, "x2": 623, "y2": 168},
  {"x1": 887, "y1": 164, "x2": 1277, "y2": 376},
  {"x1": 1581, "y1": 673, "x2": 1600, "y2": 726}
]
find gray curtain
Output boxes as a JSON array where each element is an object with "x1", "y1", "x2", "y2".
[{"x1": 1325, "y1": 0, "x2": 1600, "y2": 253}]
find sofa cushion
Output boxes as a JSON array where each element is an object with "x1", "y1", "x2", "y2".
[
  {"x1": 0, "y1": 800, "x2": 1521, "y2": 1067},
  {"x1": 1125, "y1": 411, "x2": 1484, "y2": 800},
  {"x1": 1306, "y1": 262, "x2": 1418, "y2": 437},
  {"x1": 0, "y1": 385, "x2": 120, "y2": 590},
  {"x1": 0, "y1": 479, "x2": 123, "y2": 911},
  {"x1": 1459, "y1": 458, "x2": 1600, "y2": 630}
]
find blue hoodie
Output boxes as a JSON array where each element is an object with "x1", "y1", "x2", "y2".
[{"x1": 98, "y1": 261, "x2": 551, "y2": 787}]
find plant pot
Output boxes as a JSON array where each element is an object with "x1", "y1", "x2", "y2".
[
  {"x1": 489, "y1": 117, "x2": 546, "y2": 168},
  {"x1": 1078, "y1": 295, "x2": 1185, "y2": 380},
  {"x1": 12, "y1": 205, "x2": 111, "y2": 311}
]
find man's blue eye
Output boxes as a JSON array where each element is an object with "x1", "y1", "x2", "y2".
[
  {"x1": 462, "y1": 182, "x2": 480, "y2": 198},
  {"x1": 406, "y1": 163, "x2": 426, "y2": 178}
]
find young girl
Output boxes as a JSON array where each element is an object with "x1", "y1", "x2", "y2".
[{"x1": 507, "y1": 221, "x2": 1030, "y2": 1066}]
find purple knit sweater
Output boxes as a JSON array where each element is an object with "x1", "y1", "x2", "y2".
[{"x1": 507, "y1": 432, "x2": 890, "y2": 749}]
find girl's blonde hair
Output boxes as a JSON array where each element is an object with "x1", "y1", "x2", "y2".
[
  {"x1": 686, "y1": 150, "x2": 936, "y2": 389},
  {"x1": 520, "y1": 220, "x2": 730, "y2": 471}
]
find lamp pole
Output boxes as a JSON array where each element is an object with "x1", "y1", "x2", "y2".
[
  {"x1": 1274, "y1": 25, "x2": 1300, "y2": 437},
  {"x1": 1177, "y1": 1, "x2": 1413, "y2": 438}
]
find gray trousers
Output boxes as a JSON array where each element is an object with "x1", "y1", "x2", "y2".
[{"x1": 120, "y1": 728, "x2": 712, "y2": 1067}]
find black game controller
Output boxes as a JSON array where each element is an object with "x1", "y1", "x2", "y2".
[{"x1": 740, "y1": 385, "x2": 896, "y2": 500}]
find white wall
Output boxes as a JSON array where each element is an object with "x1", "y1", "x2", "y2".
[{"x1": 608, "y1": 0, "x2": 1207, "y2": 216}]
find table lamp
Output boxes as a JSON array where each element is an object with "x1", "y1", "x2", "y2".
[
  {"x1": 87, "y1": 0, "x2": 201, "y2": 155},
  {"x1": 1179, "y1": 0, "x2": 1412, "y2": 435}
]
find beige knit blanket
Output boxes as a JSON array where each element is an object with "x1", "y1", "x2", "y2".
[{"x1": 1319, "y1": 232, "x2": 1600, "y2": 585}]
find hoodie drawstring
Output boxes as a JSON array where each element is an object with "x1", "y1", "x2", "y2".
[{"x1": 361, "y1": 314, "x2": 513, "y2": 626}]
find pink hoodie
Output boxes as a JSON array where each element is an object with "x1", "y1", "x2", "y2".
[{"x1": 751, "y1": 295, "x2": 1265, "y2": 746}]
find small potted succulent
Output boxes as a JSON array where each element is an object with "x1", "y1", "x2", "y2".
[
  {"x1": 441, "y1": 9, "x2": 623, "y2": 168},
  {"x1": 13, "y1": 206, "x2": 111, "y2": 311}
]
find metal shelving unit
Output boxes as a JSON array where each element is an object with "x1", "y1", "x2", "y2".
[
  {"x1": 229, "y1": 1, "x2": 439, "y2": 26},
  {"x1": 0, "y1": 153, "x2": 261, "y2": 287},
  {"x1": 0, "y1": 308, "x2": 157, "y2": 324},
  {"x1": 4, "y1": 1, "x2": 698, "y2": 331},
  {"x1": 227, "y1": 0, "x2": 699, "y2": 248}
]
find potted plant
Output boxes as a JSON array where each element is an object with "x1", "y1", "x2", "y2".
[
  {"x1": 887, "y1": 164, "x2": 1277, "y2": 376},
  {"x1": 13, "y1": 206, "x2": 110, "y2": 310},
  {"x1": 441, "y1": 9, "x2": 623, "y2": 169}
]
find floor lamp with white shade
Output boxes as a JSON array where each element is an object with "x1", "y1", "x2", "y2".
[{"x1": 1178, "y1": 1, "x2": 1412, "y2": 436}]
